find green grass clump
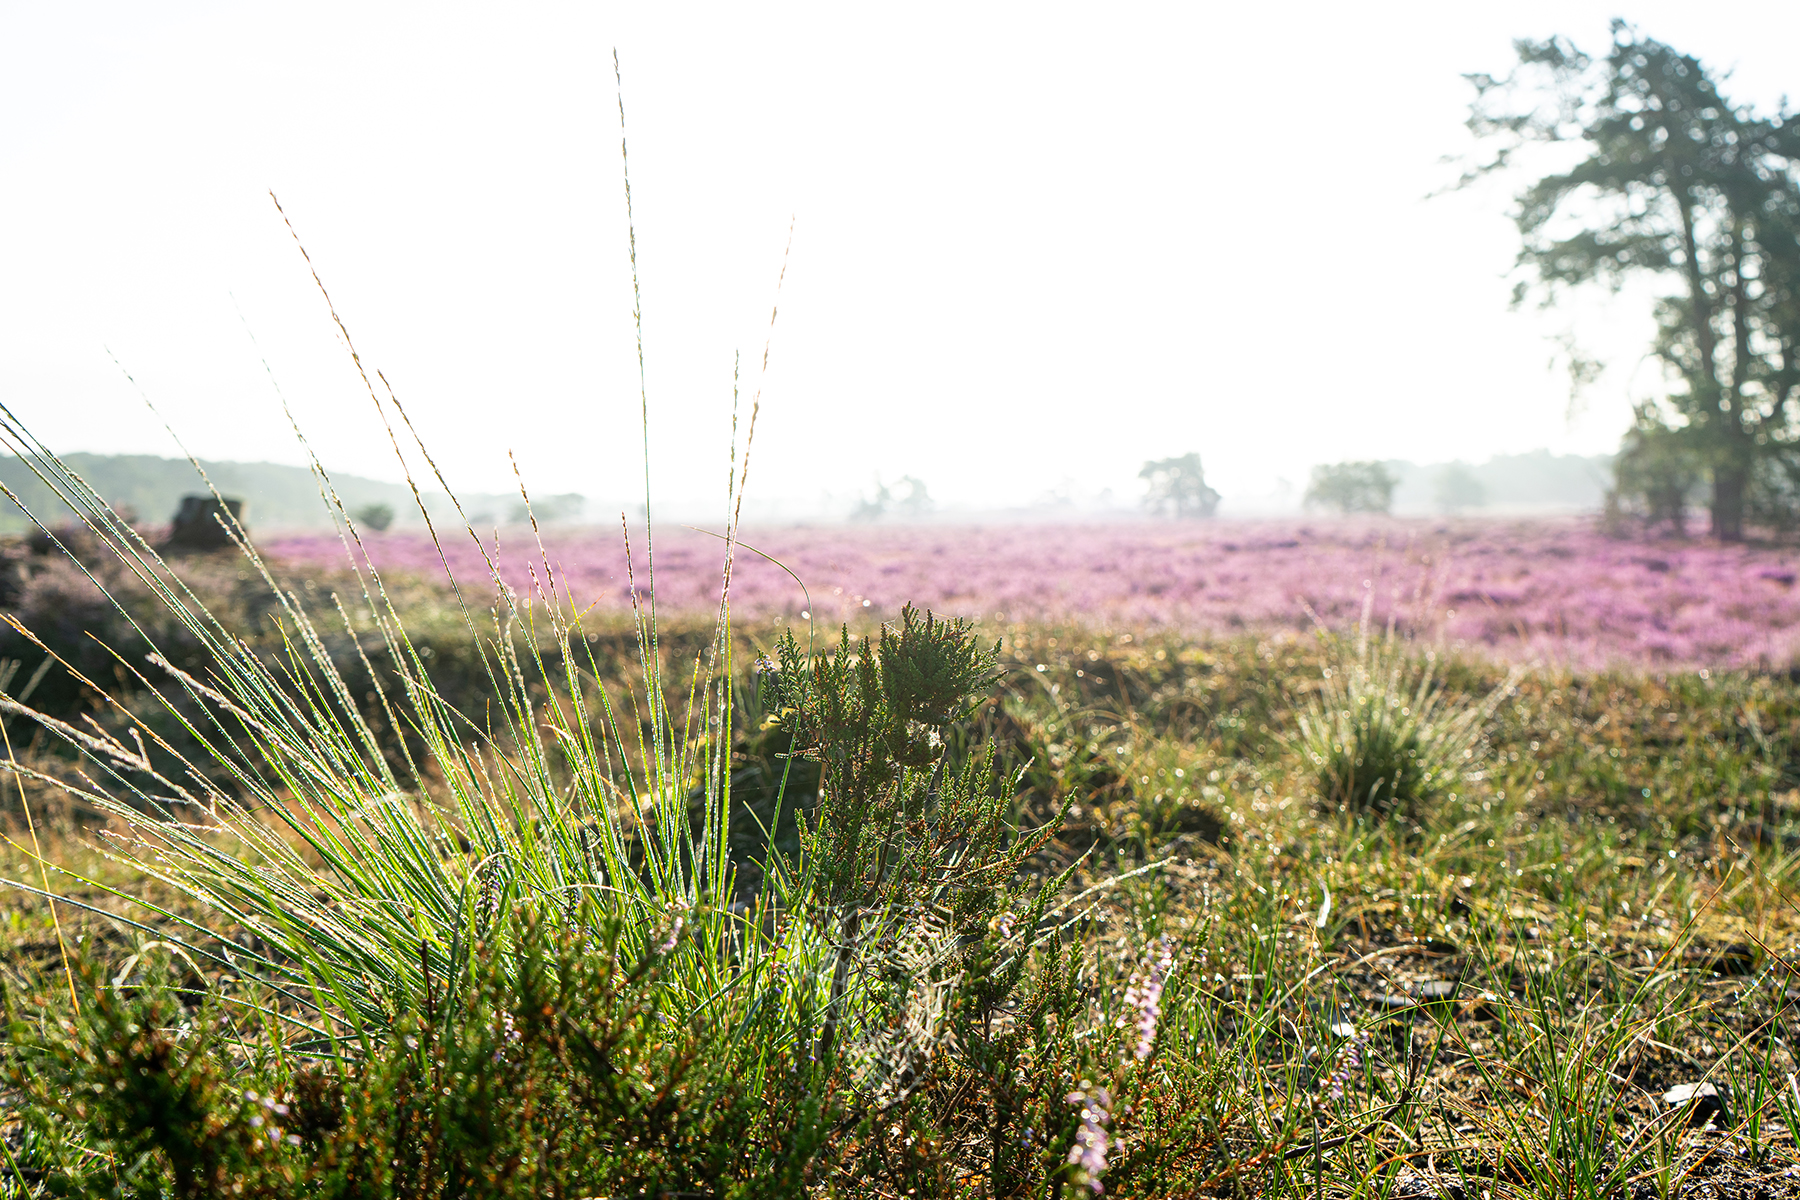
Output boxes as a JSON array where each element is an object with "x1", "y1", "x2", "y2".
[
  {"x1": 0, "y1": 411, "x2": 1242, "y2": 1194},
  {"x1": 1294, "y1": 620, "x2": 1508, "y2": 815}
]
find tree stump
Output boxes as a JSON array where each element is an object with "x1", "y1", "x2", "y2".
[{"x1": 164, "y1": 495, "x2": 245, "y2": 553}]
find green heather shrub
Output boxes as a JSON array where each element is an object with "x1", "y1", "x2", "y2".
[
  {"x1": 7, "y1": 954, "x2": 297, "y2": 1198},
  {"x1": 7, "y1": 902, "x2": 1228, "y2": 1197}
]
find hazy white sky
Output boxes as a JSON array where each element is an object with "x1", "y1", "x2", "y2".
[{"x1": 3, "y1": 3, "x2": 1798, "y2": 517}]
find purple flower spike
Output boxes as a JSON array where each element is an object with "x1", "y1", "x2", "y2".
[
  {"x1": 1322, "y1": 1026, "x2": 1369, "y2": 1102},
  {"x1": 1066, "y1": 1085, "x2": 1113, "y2": 1192},
  {"x1": 1120, "y1": 937, "x2": 1176, "y2": 1061}
]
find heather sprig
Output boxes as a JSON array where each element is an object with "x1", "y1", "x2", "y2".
[
  {"x1": 1065, "y1": 1083, "x2": 1114, "y2": 1193},
  {"x1": 1118, "y1": 938, "x2": 1175, "y2": 1062},
  {"x1": 1321, "y1": 1026, "x2": 1369, "y2": 1103}
]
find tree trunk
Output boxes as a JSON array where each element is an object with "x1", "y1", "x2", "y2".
[
  {"x1": 1676, "y1": 196, "x2": 1721, "y2": 396},
  {"x1": 1712, "y1": 462, "x2": 1748, "y2": 541}
]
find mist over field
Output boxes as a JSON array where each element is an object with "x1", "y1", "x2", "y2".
[
  {"x1": 0, "y1": 447, "x2": 1616, "y2": 531},
  {"x1": 6, "y1": 3, "x2": 1796, "y2": 514}
]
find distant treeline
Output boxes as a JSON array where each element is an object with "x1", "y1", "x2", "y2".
[
  {"x1": 0, "y1": 453, "x2": 573, "y2": 533},
  {"x1": 1384, "y1": 451, "x2": 1614, "y2": 515}
]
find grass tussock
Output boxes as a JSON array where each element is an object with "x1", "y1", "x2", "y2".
[{"x1": 1293, "y1": 612, "x2": 1512, "y2": 817}]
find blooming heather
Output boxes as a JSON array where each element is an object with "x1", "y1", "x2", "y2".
[
  {"x1": 1119, "y1": 939, "x2": 1174, "y2": 1062},
  {"x1": 1324, "y1": 1028, "x2": 1368, "y2": 1102},
  {"x1": 261, "y1": 517, "x2": 1800, "y2": 670},
  {"x1": 1064, "y1": 1085, "x2": 1112, "y2": 1192},
  {"x1": 656, "y1": 898, "x2": 690, "y2": 953}
]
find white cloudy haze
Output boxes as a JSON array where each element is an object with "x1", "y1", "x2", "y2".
[{"x1": 3, "y1": 3, "x2": 1798, "y2": 519}]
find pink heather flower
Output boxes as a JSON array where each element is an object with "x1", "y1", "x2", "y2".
[
  {"x1": 1119, "y1": 938, "x2": 1175, "y2": 1061},
  {"x1": 1323, "y1": 1027, "x2": 1368, "y2": 1101},
  {"x1": 656, "y1": 898, "x2": 691, "y2": 954},
  {"x1": 493, "y1": 1007, "x2": 522, "y2": 1064},
  {"x1": 1066, "y1": 1085, "x2": 1113, "y2": 1193}
]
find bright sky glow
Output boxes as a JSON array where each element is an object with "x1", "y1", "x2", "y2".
[{"x1": 4, "y1": 3, "x2": 1798, "y2": 517}]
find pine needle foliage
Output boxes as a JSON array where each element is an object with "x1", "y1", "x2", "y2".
[
  {"x1": 765, "y1": 605, "x2": 1008, "y2": 905},
  {"x1": 763, "y1": 605, "x2": 1067, "y2": 1074}
]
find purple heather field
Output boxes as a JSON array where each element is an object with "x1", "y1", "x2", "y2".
[{"x1": 261, "y1": 519, "x2": 1800, "y2": 671}]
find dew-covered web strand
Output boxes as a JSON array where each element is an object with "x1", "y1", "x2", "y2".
[
  {"x1": 269, "y1": 193, "x2": 521, "y2": 781},
  {"x1": 613, "y1": 49, "x2": 669, "y2": 759},
  {"x1": 694, "y1": 219, "x2": 787, "y2": 882},
  {"x1": 230, "y1": 294, "x2": 421, "y2": 789},
  {"x1": 714, "y1": 216, "x2": 795, "y2": 644},
  {"x1": 699, "y1": 210, "x2": 798, "y2": 813}
]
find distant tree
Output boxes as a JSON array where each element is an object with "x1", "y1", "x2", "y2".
[
  {"x1": 851, "y1": 475, "x2": 933, "y2": 523},
  {"x1": 849, "y1": 481, "x2": 888, "y2": 523},
  {"x1": 1463, "y1": 23, "x2": 1800, "y2": 540},
  {"x1": 895, "y1": 476, "x2": 933, "y2": 517},
  {"x1": 1305, "y1": 461, "x2": 1396, "y2": 514},
  {"x1": 1607, "y1": 405, "x2": 1703, "y2": 535},
  {"x1": 1138, "y1": 453, "x2": 1221, "y2": 518},
  {"x1": 507, "y1": 493, "x2": 585, "y2": 525},
  {"x1": 353, "y1": 502, "x2": 395, "y2": 532},
  {"x1": 1748, "y1": 449, "x2": 1800, "y2": 532},
  {"x1": 1434, "y1": 462, "x2": 1486, "y2": 514}
]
